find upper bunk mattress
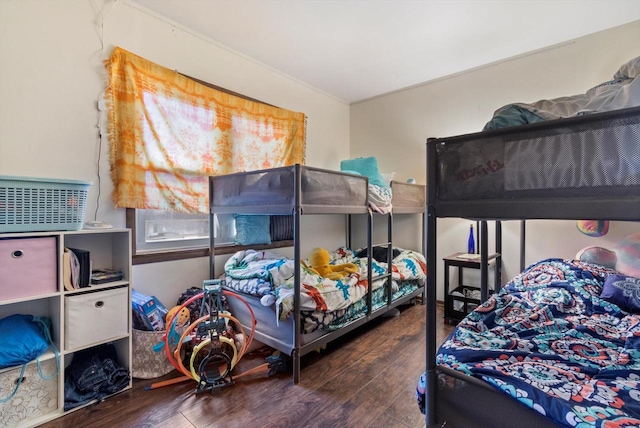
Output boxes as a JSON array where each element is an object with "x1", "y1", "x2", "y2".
[
  {"x1": 428, "y1": 106, "x2": 640, "y2": 220},
  {"x1": 210, "y1": 165, "x2": 369, "y2": 215}
]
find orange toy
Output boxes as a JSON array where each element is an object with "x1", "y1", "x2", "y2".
[{"x1": 304, "y1": 247, "x2": 358, "y2": 280}]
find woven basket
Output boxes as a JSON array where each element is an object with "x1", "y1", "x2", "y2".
[{"x1": 131, "y1": 329, "x2": 175, "y2": 379}]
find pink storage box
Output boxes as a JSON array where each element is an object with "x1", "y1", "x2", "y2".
[{"x1": 0, "y1": 237, "x2": 57, "y2": 301}]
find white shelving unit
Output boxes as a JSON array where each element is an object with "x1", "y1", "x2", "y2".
[{"x1": 0, "y1": 229, "x2": 132, "y2": 428}]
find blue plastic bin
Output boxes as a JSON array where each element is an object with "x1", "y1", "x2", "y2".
[{"x1": 0, "y1": 175, "x2": 92, "y2": 233}]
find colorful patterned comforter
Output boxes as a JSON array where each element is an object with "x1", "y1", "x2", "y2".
[
  {"x1": 275, "y1": 247, "x2": 425, "y2": 322},
  {"x1": 418, "y1": 259, "x2": 640, "y2": 427},
  {"x1": 224, "y1": 247, "x2": 426, "y2": 328}
]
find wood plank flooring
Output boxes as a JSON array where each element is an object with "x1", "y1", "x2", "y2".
[{"x1": 40, "y1": 303, "x2": 453, "y2": 428}]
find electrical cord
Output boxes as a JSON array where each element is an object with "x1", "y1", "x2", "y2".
[{"x1": 90, "y1": 0, "x2": 117, "y2": 221}]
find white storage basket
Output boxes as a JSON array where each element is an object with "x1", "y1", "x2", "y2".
[{"x1": 64, "y1": 288, "x2": 129, "y2": 350}]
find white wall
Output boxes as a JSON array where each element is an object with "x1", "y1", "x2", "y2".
[
  {"x1": 350, "y1": 21, "x2": 640, "y2": 300},
  {"x1": 1, "y1": 2, "x2": 638, "y2": 305},
  {"x1": 0, "y1": 0, "x2": 350, "y2": 306}
]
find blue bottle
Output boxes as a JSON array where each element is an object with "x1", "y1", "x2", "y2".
[{"x1": 467, "y1": 223, "x2": 475, "y2": 254}]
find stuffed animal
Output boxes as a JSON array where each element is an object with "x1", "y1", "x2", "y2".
[{"x1": 303, "y1": 247, "x2": 358, "y2": 280}]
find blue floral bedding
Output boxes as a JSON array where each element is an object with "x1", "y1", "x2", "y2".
[{"x1": 418, "y1": 259, "x2": 640, "y2": 427}]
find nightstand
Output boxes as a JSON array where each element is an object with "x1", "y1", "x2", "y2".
[{"x1": 443, "y1": 252, "x2": 500, "y2": 324}]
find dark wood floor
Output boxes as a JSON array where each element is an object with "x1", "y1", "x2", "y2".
[{"x1": 41, "y1": 303, "x2": 453, "y2": 428}]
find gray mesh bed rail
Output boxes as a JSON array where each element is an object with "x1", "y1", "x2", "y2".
[
  {"x1": 427, "y1": 106, "x2": 640, "y2": 221},
  {"x1": 209, "y1": 164, "x2": 369, "y2": 215},
  {"x1": 390, "y1": 180, "x2": 426, "y2": 213}
]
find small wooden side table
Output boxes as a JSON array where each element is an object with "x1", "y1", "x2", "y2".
[{"x1": 443, "y1": 252, "x2": 500, "y2": 324}]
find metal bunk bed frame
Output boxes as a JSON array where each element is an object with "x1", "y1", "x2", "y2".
[
  {"x1": 209, "y1": 164, "x2": 425, "y2": 383},
  {"x1": 424, "y1": 106, "x2": 640, "y2": 427}
]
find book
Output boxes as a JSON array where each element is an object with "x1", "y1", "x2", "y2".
[
  {"x1": 456, "y1": 253, "x2": 481, "y2": 261},
  {"x1": 63, "y1": 248, "x2": 77, "y2": 291},
  {"x1": 91, "y1": 269, "x2": 124, "y2": 285},
  {"x1": 67, "y1": 248, "x2": 91, "y2": 288}
]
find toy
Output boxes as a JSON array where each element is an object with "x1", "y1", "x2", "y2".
[
  {"x1": 303, "y1": 247, "x2": 358, "y2": 280},
  {"x1": 166, "y1": 306, "x2": 190, "y2": 327},
  {"x1": 131, "y1": 289, "x2": 168, "y2": 331}
]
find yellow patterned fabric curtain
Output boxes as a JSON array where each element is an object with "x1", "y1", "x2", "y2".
[{"x1": 105, "y1": 47, "x2": 306, "y2": 213}]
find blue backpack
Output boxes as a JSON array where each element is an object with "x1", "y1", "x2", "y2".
[{"x1": 0, "y1": 314, "x2": 59, "y2": 402}]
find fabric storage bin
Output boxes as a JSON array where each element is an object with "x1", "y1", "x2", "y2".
[
  {"x1": 131, "y1": 329, "x2": 175, "y2": 379},
  {"x1": 65, "y1": 287, "x2": 129, "y2": 350},
  {"x1": 0, "y1": 237, "x2": 57, "y2": 302},
  {"x1": 0, "y1": 358, "x2": 59, "y2": 427}
]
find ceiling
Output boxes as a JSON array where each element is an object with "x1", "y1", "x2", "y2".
[{"x1": 131, "y1": 0, "x2": 640, "y2": 104}]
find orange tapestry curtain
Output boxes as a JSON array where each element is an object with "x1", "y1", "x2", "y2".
[{"x1": 105, "y1": 47, "x2": 306, "y2": 213}]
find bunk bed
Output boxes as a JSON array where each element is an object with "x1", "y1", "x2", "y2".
[
  {"x1": 421, "y1": 106, "x2": 640, "y2": 427},
  {"x1": 208, "y1": 164, "x2": 426, "y2": 383}
]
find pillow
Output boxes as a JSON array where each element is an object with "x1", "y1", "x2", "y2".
[
  {"x1": 235, "y1": 215, "x2": 271, "y2": 246},
  {"x1": 601, "y1": 274, "x2": 640, "y2": 313},
  {"x1": 270, "y1": 215, "x2": 293, "y2": 241},
  {"x1": 381, "y1": 172, "x2": 396, "y2": 186},
  {"x1": 576, "y1": 246, "x2": 617, "y2": 269},
  {"x1": 340, "y1": 157, "x2": 388, "y2": 188}
]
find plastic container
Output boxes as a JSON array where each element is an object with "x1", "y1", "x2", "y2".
[{"x1": 0, "y1": 175, "x2": 92, "y2": 233}]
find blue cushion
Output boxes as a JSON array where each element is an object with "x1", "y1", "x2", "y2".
[
  {"x1": 340, "y1": 157, "x2": 388, "y2": 188},
  {"x1": 601, "y1": 274, "x2": 640, "y2": 314},
  {"x1": 235, "y1": 215, "x2": 271, "y2": 246}
]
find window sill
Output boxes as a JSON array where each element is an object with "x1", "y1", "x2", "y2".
[{"x1": 132, "y1": 240, "x2": 294, "y2": 265}]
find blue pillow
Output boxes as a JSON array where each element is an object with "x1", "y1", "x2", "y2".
[
  {"x1": 340, "y1": 157, "x2": 388, "y2": 188},
  {"x1": 270, "y1": 215, "x2": 293, "y2": 241},
  {"x1": 235, "y1": 215, "x2": 271, "y2": 246},
  {"x1": 601, "y1": 274, "x2": 640, "y2": 314}
]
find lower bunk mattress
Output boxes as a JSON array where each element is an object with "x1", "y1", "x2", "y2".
[{"x1": 417, "y1": 258, "x2": 640, "y2": 427}]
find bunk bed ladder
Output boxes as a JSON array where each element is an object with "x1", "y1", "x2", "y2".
[{"x1": 368, "y1": 212, "x2": 394, "y2": 309}]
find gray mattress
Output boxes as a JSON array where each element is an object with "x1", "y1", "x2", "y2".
[{"x1": 223, "y1": 286, "x2": 326, "y2": 355}]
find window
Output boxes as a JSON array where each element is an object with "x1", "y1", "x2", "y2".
[
  {"x1": 134, "y1": 210, "x2": 235, "y2": 253},
  {"x1": 127, "y1": 209, "x2": 294, "y2": 264}
]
